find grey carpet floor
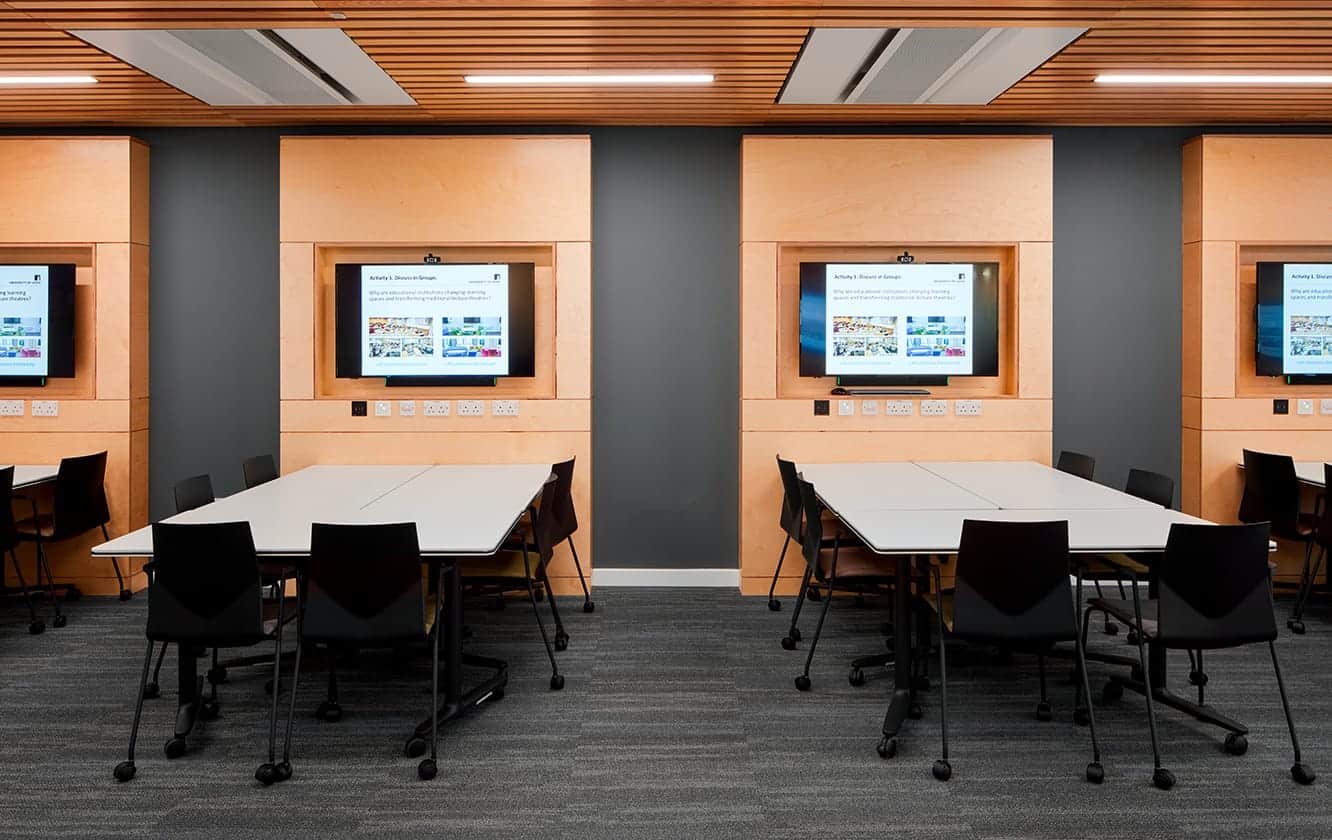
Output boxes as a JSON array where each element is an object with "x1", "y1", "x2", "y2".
[{"x1": 0, "y1": 587, "x2": 1328, "y2": 839}]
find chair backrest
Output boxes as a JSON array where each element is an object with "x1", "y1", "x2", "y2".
[
  {"x1": 52, "y1": 451, "x2": 111, "y2": 537},
  {"x1": 0, "y1": 466, "x2": 16, "y2": 554},
  {"x1": 1156, "y1": 522, "x2": 1276, "y2": 649},
  {"x1": 1125, "y1": 468, "x2": 1174, "y2": 509},
  {"x1": 1318, "y1": 464, "x2": 1332, "y2": 548},
  {"x1": 952, "y1": 519, "x2": 1075, "y2": 642},
  {"x1": 794, "y1": 477, "x2": 829, "y2": 580},
  {"x1": 147, "y1": 521, "x2": 264, "y2": 644},
  {"x1": 776, "y1": 457, "x2": 803, "y2": 541},
  {"x1": 1055, "y1": 450, "x2": 1096, "y2": 481},
  {"x1": 172, "y1": 474, "x2": 215, "y2": 514},
  {"x1": 545, "y1": 457, "x2": 578, "y2": 544},
  {"x1": 304, "y1": 522, "x2": 424, "y2": 644},
  {"x1": 1238, "y1": 449, "x2": 1302, "y2": 538},
  {"x1": 242, "y1": 454, "x2": 279, "y2": 490}
]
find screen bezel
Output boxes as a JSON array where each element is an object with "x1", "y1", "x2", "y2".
[
  {"x1": 1255, "y1": 261, "x2": 1286, "y2": 377},
  {"x1": 0, "y1": 263, "x2": 76, "y2": 381}
]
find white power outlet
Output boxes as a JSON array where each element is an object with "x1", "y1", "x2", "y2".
[
  {"x1": 1298, "y1": 398, "x2": 1315, "y2": 416},
  {"x1": 374, "y1": 400, "x2": 391, "y2": 417},
  {"x1": 1321, "y1": 399, "x2": 1332, "y2": 416},
  {"x1": 492, "y1": 399, "x2": 519, "y2": 417},
  {"x1": 457, "y1": 399, "x2": 485, "y2": 417},
  {"x1": 954, "y1": 399, "x2": 982, "y2": 417},
  {"x1": 837, "y1": 399, "x2": 855, "y2": 417},
  {"x1": 398, "y1": 400, "x2": 416, "y2": 417},
  {"x1": 920, "y1": 399, "x2": 948, "y2": 417},
  {"x1": 0, "y1": 400, "x2": 23, "y2": 417},
  {"x1": 861, "y1": 400, "x2": 879, "y2": 416},
  {"x1": 884, "y1": 399, "x2": 914, "y2": 417},
  {"x1": 423, "y1": 400, "x2": 451, "y2": 417},
  {"x1": 30, "y1": 400, "x2": 58, "y2": 417}
]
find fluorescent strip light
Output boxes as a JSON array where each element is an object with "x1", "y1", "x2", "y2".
[
  {"x1": 465, "y1": 73, "x2": 713, "y2": 85},
  {"x1": 0, "y1": 75, "x2": 97, "y2": 85},
  {"x1": 1097, "y1": 73, "x2": 1332, "y2": 85}
]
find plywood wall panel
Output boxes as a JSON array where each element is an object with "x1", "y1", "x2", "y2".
[
  {"x1": 94, "y1": 243, "x2": 130, "y2": 400},
  {"x1": 1016, "y1": 241, "x2": 1053, "y2": 399},
  {"x1": 0, "y1": 138, "x2": 137, "y2": 244},
  {"x1": 1199, "y1": 240, "x2": 1237, "y2": 399},
  {"x1": 1197, "y1": 137, "x2": 1332, "y2": 243},
  {"x1": 555, "y1": 241, "x2": 592, "y2": 400},
  {"x1": 740, "y1": 242, "x2": 778, "y2": 400},
  {"x1": 279, "y1": 242, "x2": 315, "y2": 400}
]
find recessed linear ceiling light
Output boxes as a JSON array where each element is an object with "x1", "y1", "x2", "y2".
[
  {"x1": 0, "y1": 75, "x2": 97, "y2": 85},
  {"x1": 1097, "y1": 73, "x2": 1332, "y2": 85},
  {"x1": 464, "y1": 73, "x2": 713, "y2": 85}
]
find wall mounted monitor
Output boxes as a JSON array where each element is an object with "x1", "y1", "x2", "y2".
[
  {"x1": 798, "y1": 262, "x2": 1000, "y2": 380},
  {"x1": 0, "y1": 264, "x2": 76, "y2": 383},
  {"x1": 335, "y1": 263, "x2": 536, "y2": 384},
  {"x1": 1256, "y1": 262, "x2": 1332, "y2": 382}
]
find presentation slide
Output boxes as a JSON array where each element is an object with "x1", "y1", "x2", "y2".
[
  {"x1": 0, "y1": 265, "x2": 50, "y2": 376},
  {"x1": 824, "y1": 263, "x2": 974, "y2": 376},
  {"x1": 1282, "y1": 263, "x2": 1332, "y2": 374},
  {"x1": 360, "y1": 264, "x2": 510, "y2": 377}
]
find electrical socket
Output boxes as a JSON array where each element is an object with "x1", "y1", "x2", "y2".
[
  {"x1": 30, "y1": 400, "x2": 58, "y2": 417},
  {"x1": 813, "y1": 400, "x2": 830, "y2": 416},
  {"x1": 920, "y1": 399, "x2": 948, "y2": 417},
  {"x1": 457, "y1": 399, "x2": 484, "y2": 417},
  {"x1": 374, "y1": 400, "x2": 391, "y2": 417},
  {"x1": 1321, "y1": 399, "x2": 1332, "y2": 416},
  {"x1": 1298, "y1": 398, "x2": 1315, "y2": 416},
  {"x1": 884, "y1": 399, "x2": 914, "y2": 417},
  {"x1": 1274, "y1": 399, "x2": 1289, "y2": 415},
  {"x1": 491, "y1": 399, "x2": 519, "y2": 417},
  {"x1": 837, "y1": 399, "x2": 855, "y2": 416},
  {"x1": 398, "y1": 400, "x2": 416, "y2": 417},
  {"x1": 423, "y1": 400, "x2": 451, "y2": 417},
  {"x1": 0, "y1": 400, "x2": 23, "y2": 417},
  {"x1": 954, "y1": 399, "x2": 982, "y2": 417},
  {"x1": 351, "y1": 400, "x2": 367, "y2": 417},
  {"x1": 860, "y1": 400, "x2": 879, "y2": 416}
]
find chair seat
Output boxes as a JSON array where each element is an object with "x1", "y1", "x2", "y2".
[
  {"x1": 820, "y1": 546, "x2": 895, "y2": 582},
  {"x1": 13, "y1": 513, "x2": 56, "y2": 540},
  {"x1": 459, "y1": 549, "x2": 533, "y2": 582},
  {"x1": 1277, "y1": 513, "x2": 1319, "y2": 541},
  {"x1": 1087, "y1": 596, "x2": 1159, "y2": 639},
  {"x1": 921, "y1": 591, "x2": 954, "y2": 632},
  {"x1": 1079, "y1": 553, "x2": 1152, "y2": 576}
]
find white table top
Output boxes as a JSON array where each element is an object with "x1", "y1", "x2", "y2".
[
  {"x1": 1236, "y1": 459, "x2": 1327, "y2": 488},
  {"x1": 916, "y1": 460, "x2": 1160, "y2": 510},
  {"x1": 796, "y1": 462, "x2": 999, "y2": 512},
  {"x1": 6, "y1": 464, "x2": 58, "y2": 490},
  {"x1": 94, "y1": 464, "x2": 552, "y2": 558}
]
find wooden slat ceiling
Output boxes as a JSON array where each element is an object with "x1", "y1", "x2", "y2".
[{"x1": 2, "y1": 1, "x2": 1332, "y2": 126}]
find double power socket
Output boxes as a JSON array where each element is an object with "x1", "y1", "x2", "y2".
[
  {"x1": 0, "y1": 399, "x2": 58, "y2": 417},
  {"x1": 364, "y1": 399, "x2": 518, "y2": 418},
  {"x1": 833, "y1": 398, "x2": 981, "y2": 418}
]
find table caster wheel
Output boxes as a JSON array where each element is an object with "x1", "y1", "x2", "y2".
[
  {"x1": 65, "y1": 586, "x2": 81, "y2": 602},
  {"x1": 1189, "y1": 670, "x2": 1208, "y2": 687},
  {"x1": 418, "y1": 759, "x2": 437, "y2": 780},
  {"x1": 28, "y1": 620, "x2": 44, "y2": 635},
  {"x1": 113, "y1": 761, "x2": 136, "y2": 782},
  {"x1": 1103, "y1": 681, "x2": 1124, "y2": 703},
  {"x1": 1288, "y1": 619, "x2": 1307, "y2": 635},
  {"x1": 780, "y1": 636, "x2": 797, "y2": 651},
  {"x1": 207, "y1": 666, "x2": 228, "y2": 686},
  {"x1": 405, "y1": 736, "x2": 427, "y2": 758},
  {"x1": 315, "y1": 701, "x2": 342, "y2": 722},
  {"x1": 1292, "y1": 763, "x2": 1316, "y2": 785},
  {"x1": 119, "y1": 589, "x2": 133, "y2": 602},
  {"x1": 807, "y1": 587, "x2": 822, "y2": 602},
  {"x1": 794, "y1": 675, "x2": 811, "y2": 692},
  {"x1": 1102, "y1": 621, "x2": 1119, "y2": 636},
  {"x1": 583, "y1": 601, "x2": 596, "y2": 613},
  {"x1": 275, "y1": 761, "x2": 292, "y2": 782},
  {"x1": 876, "y1": 736, "x2": 897, "y2": 759},
  {"x1": 1035, "y1": 701, "x2": 1053, "y2": 722},
  {"x1": 255, "y1": 763, "x2": 278, "y2": 786},
  {"x1": 908, "y1": 702, "x2": 924, "y2": 720},
  {"x1": 554, "y1": 632, "x2": 569, "y2": 652},
  {"x1": 1224, "y1": 733, "x2": 1248, "y2": 756},
  {"x1": 200, "y1": 700, "x2": 221, "y2": 721},
  {"x1": 164, "y1": 737, "x2": 187, "y2": 759},
  {"x1": 767, "y1": 598, "x2": 781, "y2": 611},
  {"x1": 1152, "y1": 767, "x2": 1175, "y2": 790},
  {"x1": 848, "y1": 667, "x2": 865, "y2": 687},
  {"x1": 52, "y1": 614, "x2": 67, "y2": 629},
  {"x1": 143, "y1": 681, "x2": 159, "y2": 700},
  {"x1": 1086, "y1": 762, "x2": 1105, "y2": 784},
  {"x1": 932, "y1": 760, "x2": 952, "y2": 782},
  {"x1": 550, "y1": 674, "x2": 565, "y2": 691}
]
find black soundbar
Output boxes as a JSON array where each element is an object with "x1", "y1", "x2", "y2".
[{"x1": 831, "y1": 387, "x2": 931, "y2": 396}]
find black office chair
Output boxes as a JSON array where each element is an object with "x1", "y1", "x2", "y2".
[
  {"x1": 924, "y1": 519, "x2": 1103, "y2": 784},
  {"x1": 1291, "y1": 463, "x2": 1332, "y2": 630},
  {"x1": 15, "y1": 451, "x2": 125, "y2": 603},
  {"x1": 295, "y1": 522, "x2": 443, "y2": 780},
  {"x1": 113, "y1": 521, "x2": 291, "y2": 784},
  {"x1": 790, "y1": 476, "x2": 896, "y2": 692},
  {"x1": 1081, "y1": 468, "x2": 1176, "y2": 637},
  {"x1": 546, "y1": 457, "x2": 593, "y2": 613},
  {"x1": 1239, "y1": 449, "x2": 1317, "y2": 633},
  {"x1": 1, "y1": 466, "x2": 53, "y2": 634},
  {"x1": 1088, "y1": 522, "x2": 1315, "y2": 790},
  {"x1": 241, "y1": 454, "x2": 279, "y2": 490},
  {"x1": 1055, "y1": 450, "x2": 1096, "y2": 481}
]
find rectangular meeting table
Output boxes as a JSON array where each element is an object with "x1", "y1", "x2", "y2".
[
  {"x1": 7, "y1": 464, "x2": 58, "y2": 490},
  {"x1": 94, "y1": 463, "x2": 552, "y2": 752},
  {"x1": 1236, "y1": 459, "x2": 1328, "y2": 488},
  {"x1": 798, "y1": 459, "x2": 1225, "y2": 758}
]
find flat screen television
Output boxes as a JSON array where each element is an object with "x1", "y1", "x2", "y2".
[
  {"x1": 798, "y1": 261, "x2": 1000, "y2": 382},
  {"x1": 0, "y1": 264, "x2": 76, "y2": 384},
  {"x1": 335, "y1": 263, "x2": 536, "y2": 385},
  {"x1": 1256, "y1": 262, "x2": 1332, "y2": 382}
]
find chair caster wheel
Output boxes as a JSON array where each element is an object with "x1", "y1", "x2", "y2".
[
  {"x1": 142, "y1": 681, "x2": 159, "y2": 699},
  {"x1": 583, "y1": 601, "x2": 596, "y2": 613},
  {"x1": 806, "y1": 587, "x2": 822, "y2": 602},
  {"x1": 767, "y1": 598, "x2": 781, "y2": 611},
  {"x1": 65, "y1": 586, "x2": 81, "y2": 602},
  {"x1": 1086, "y1": 762, "x2": 1105, "y2": 784},
  {"x1": 1292, "y1": 763, "x2": 1316, "y2": 785},
  {"x1": 315, "y1": 701, "x2": 342, "y2": 722},
  {"x1": 405, "y1": 736, "x2": 427, "y2": 758},
  {"x1": 794, "y1": 675, "x2": 811, "y2": 692},
  {"x1": 1126, "y1": 630, "x2": 1141, "y2": 646},
  {"x1": 1288, "y1": 619, "x2": 1307, "y2": 635},
  {"x1": 52, "y1": 614, "x2": 67, "y2": 628},
  {"x1": 780, "y1": 636, "x2": 797, "y2": 651},
  {"x1": 200, "y1": 700, "x2": 221, "y2": 721},
  {"x1": 1224, "y1": 733, "x2": 1248, "y2": 756},
  {"x1": 28, "y1": 620, "x2": 44, "y2": 635},
  {"x1": 1152, "y1": 768, "x2": 1175, "y2": 790},
  {"x1": 876, "y1": 736, "x2": 897, "y2": 760},
  {"x1": 1102, "y1": 621, "x2": 1119, "y2": 636},
  {"x1": 164, "y1": 737, "x2": 187, "y2": 759},
  {"x1": 119, "y1": 589, "x2": 132, "y2": 602},
  {"x1": 908, "y1": 702, "x2": 924, "y2": 720},
  {"x1": 932, "y1": 760, "x2": 952, "y2": 782},
  {"x1": 789, "y1": 627, "x2": 802, "y2": 642},
  {"x1": 1074, "y1": 706, "x2": 1091, "y2": 726},
  {"x1": 1188, "y1": 670, "x2": 1208, "y2": 687},
  {"x1": 418, "y1": 759, "x2": 437, "y2": 781},
  {"x1": 255, "y1": 763, "x2": 278, "y2": 786},
  {"x1": 848, "y1": 668, "x2": 865, "y2": 687},
  {"x1": 1035, "y1": 701, "x2": 1053, "y2": 722},
  {"x1": 113, "y1": 761, "x2": 136, "y2": 782},
  {"x1": 207, "y1": 666, "x2": 228, "y2": 686},
  {"x1": 275, "y1": 761, "x2": 291, "y2": 782},
  {"x1": 550, "y1": 674, "x2": 565, "y2": 691},
  {"x1": 554, "y1": 633, "x2": 569, "y2": 652}
]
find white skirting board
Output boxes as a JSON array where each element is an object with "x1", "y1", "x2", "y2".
[{"x1": 592, "y1": 568, "x2": 740, "y2": 588}]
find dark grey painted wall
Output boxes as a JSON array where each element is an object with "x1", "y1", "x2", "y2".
[{"x1": 591, "y1": 128, "x2": 741, "y2": 568}]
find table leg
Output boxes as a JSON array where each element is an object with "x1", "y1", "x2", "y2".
[{"x1": 878, "y1": 555, "x2": 914, "y2": 759}]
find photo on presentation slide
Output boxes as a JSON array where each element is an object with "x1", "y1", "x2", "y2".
[
  {"x1": 368, "y1": 316, "x2": 432, "y2": 338},
  {"x1": 368, "y1": 337, "x2": 402, "y2": 358},
  {"x1": 1291, "y1": 336, "x2": 1326, "y2": 357},
  {"x1": 905, "y1": 316, "x2": 967, "y2": 336},
  {"x1": 1290, "y1": 314, "x2": 1332, "y2": 335},
  {"x1": 832, "y1": 315, "x2": 897, "y2": 336},
  {"x1": 442, "y1": 316, "x2": 502, "y2": 337}
]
